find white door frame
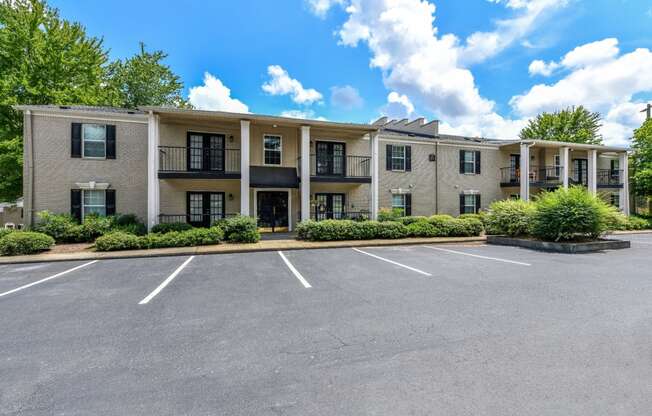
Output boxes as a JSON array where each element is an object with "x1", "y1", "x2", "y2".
[{"x1": 252, "y1": 187, "x2": 293, "y2": 231}]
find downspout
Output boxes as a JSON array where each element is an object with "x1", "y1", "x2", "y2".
[
  {"x1": 25, "y1": 110, "x2": 35, "y2": 226},
  {"x1": 435, "y1": 141, "x2": 439, "y2": 214}
]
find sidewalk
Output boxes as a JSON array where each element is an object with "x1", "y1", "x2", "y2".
[{"x1": 0, "y1": 236, "x2": 487, "y2": 265}]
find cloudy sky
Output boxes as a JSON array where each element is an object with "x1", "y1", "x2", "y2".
[{"x1": 52, "y1": 0, "x2": 652, "y2": 145}]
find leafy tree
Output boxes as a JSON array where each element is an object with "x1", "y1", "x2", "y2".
[
  {"x1": 630, "y1": 118, "x2": 652, "y2": 211},
  {"x1": 105, "y1": 42, "x2": 190, "y2": 108},
  {"x1": 519, "y1": 106, "x2": 603, "y2": 145},
  {"x1": 0, "y1": 0, "x2": 110, "y2": 201}
]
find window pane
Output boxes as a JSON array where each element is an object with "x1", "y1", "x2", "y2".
[
  {"x1": 264, "y1": 136, "x2": 281, "y2": 150},
  {"x1": 464, "y1": 161, "x2": 475, "y2": 173},
  {"x1": 464, "y1": 195, "x2": 476, "y2": 214},
  {"x1": 190, "y1": 135, "x2": 203, "y2": 169},
  {"x1": 264, "y1": 136, "x2": 282, "y2": 165},
  {"x1": 190, "y1": 194, "x2": 203, "y2": 222},
  {"x1": 83, "y1": 124, "x2": 106, "y2": 158},
  {"x1": 392, "y1": 194, "x2": 404, "y2": 208},
  {"x1": 391, "y1": 146, "x2": 405, "y2": 170},
  {"x1": 210, "y1": 193, "x2": 224, "y2": 223},
  {"x1": 83, "y1": 124, "x2": 106, "y2": 141},
  {"x1": 83, "y1": 190, "x2": 106, "y2": 218},
  {"x1": 84, "y1": 141, "x2": 105, "y2": 158},
  {"x1": 464, "y1": 151, "x2": 474, "y2": 163}
]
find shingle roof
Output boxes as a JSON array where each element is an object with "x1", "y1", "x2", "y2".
[{"x1": 14, "y1": 105, "x2": 146, "y2": 114}]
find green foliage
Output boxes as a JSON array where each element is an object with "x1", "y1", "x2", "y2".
[
  {"x1": 33, "y1": 211, "x2": 146, "y2": 242},
  {"x1": 151, "y1": 222, "x2": 193, "y2": 234},
  {"x1": 216, "y1": 216, "x2": 260, "y2": 243},
  {"x1": 0, "y1": 231, "x2": 54, "y2": 255},
  {"x1": 531, "y1": 186, "x2": 610, "y2": 241},
  {"x1": 604, "y1": 210, "x2": 652, "y2": 231},
  {"x1": 406, "y1": 220, "x2": 442, "y2": 237},
  {"x1": 484, "y1": 199, "x2": 536, "y2": 236},
  {"x1": 378, "y1": 208, "x2": 404, "y2": 222},
  {"x1": 397, "y1": 216, "x2": 428, "y2": 225},
  {"x1": 104, "y1": 42, "x2": 189, "y2": 108},
  {"x1": 32, "y1": 211, "x2": 78, "y2": 241},
  {"x1": 95, "y1": 227, "x2": 224, "y2": 252},
  {"x1": 519, "y1": 106, "x2": 603, "y2": 145},
  {"x1": 375, "y1": 221, "x2": 409, "y2": 239},
  {"x1": 0, "y1": 228, "x2": 14, "y2": 239}
]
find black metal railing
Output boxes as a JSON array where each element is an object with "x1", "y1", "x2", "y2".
[
  {"x1": 158, "y1": 146, "x2": 241, "y2": 173},
  {"x1": 500, "y1": 166, "x2": 562, "y2": 185},
  {"x1": 598, "y1": 169, "x2": 623, "y2": 187},
  {"x1": 310, "y1": 210, "x2": 370, "y2": 221},
  {"x1": 569, "y1": 169, "x2": 587, "y2": 186},
  {"x1": 158, "y1": 213, "x2": 239, "y2": 226},
  {"x1": 297, "y1": 154, "x2": 371, "y2": 178}
]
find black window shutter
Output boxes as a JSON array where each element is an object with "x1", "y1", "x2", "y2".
[
  {"x1": 386, "y1": 145, "x2": 393, "y2": 170},
  {"x1": 405, "y1": 194, "x2": 412, "y2": 216},
  {"x1": 105, "y1": 189, "x2": 116, "y2": 216},
  {"x1": 475, "y1": 151, "x2": 481, "y2": 174},
  {"x1": 405, "y1": 146, "x2": 412, "y2": 171},
  {"x1": 71, "y1": 123, "x2": 82, "y2": 158},
  {"x1": 71, "y1": 189, "x2": 82, "y2": 222},
  {"x1": 106, "y1": 125, "x2": 116, "y2": 159},
  {"x1": 459, "y1": 194, "x2": 465, "y2": 215},
  {"x1": 475, "y1": 194, "x2": 481, "y2": 213},
  {"x1": 459, "y1": 150, "x2": 465, "y2": 173}
]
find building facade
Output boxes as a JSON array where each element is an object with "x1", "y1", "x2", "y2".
[{"x1": 17, "y1": 105, "x2": 630, "y2": 231}]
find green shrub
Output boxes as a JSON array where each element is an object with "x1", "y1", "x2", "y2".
[
  {"x1": 398, "y1": 216, "x2": 428, "y2": 225},
  {"x1": 375, "y1": 221, "x2": 409, "y2": 239},
  {"x1": 296, "y1": 219, "x2": 354, "y2": 241},
  {"x1": 484, "y1": 199, "x2": 536, "y2": 236},
  {"x1": 626, "y1": 216, "x2": 652, "y2": 230},
  {"x1": 378, "y1": 208, "x2": 403, "y2": 222},
  {"x1": 32, "y1": 211, "x2": 78, "y2": 241},
  {"x1": 94, "y1": 231, "x2": 143, "y2": 251},
  {"x1": 77, "y1": 214, "x2": 114, "y2": 241},
  {"x1": 0, "y1": 228, "x2": 14, "y2": 240},
  {"x1": 406, "y1": 220, "x2": 442, "y2": 237},
  {"x1": 0, "y1": 231, "x2": 55, "y2": 256},
  {"x1": 531, "y1": 186, "x2": 610, "y2": 242},
  {"x1": 151, "y1": 222, "x2": 193, "y2": 234},
  {"x1": 111, "y1": 214, "x2": 147, "y2": 236},
  {"x1": 448, "y1": 217, "x2": 484, "y2": 237},
  {"x1": 216, "y1": 216, "x2": 260, "y2": 243}
]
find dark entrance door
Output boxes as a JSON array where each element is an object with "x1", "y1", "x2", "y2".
[
  {"x1": 257, "y1": 191, "x2": 289, "y2": 232},
  {"x1": 573, "y1": 159, "x2": 588, "y2": 185},
  {"x1": 509, "y1": 154, "x2": 520, "y2": 182},
  {"x1": 188, "y1": 132, "x2": 225, "y2": 172},
  {"x1": 314, "y1": 193, "x2": 345, "y2": 220},
  {"x1": 187, "y1": 192, "x2": 225, "y2": 227},
  {"x1": 316, "y1": 141, "x2": 346, "y2": 176}
]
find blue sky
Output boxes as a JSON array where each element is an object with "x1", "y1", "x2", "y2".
[{"x1": 50, "y1": 0, "x2": 652, "y2": 145}]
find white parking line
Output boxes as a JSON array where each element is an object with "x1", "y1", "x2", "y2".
[
  {"x1": 278, "y1": 251, "x2": 312, "y2": 288},
  {"x1": 422, "y1": 246, "x2": 531, "y2": 266},
  {"x1": 139, "y1": 256, "x2": 195, "y2": 305},
  {"x1": 352, "y1": 248, "x2": 432, "y2": 276},
  {"x1": 0, "y1": 260, "x2": 99, "y2": 298}
]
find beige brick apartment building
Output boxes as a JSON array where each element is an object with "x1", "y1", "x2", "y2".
[{"x1": 16, "y1": 105, "x2": 630, "y2": 231}]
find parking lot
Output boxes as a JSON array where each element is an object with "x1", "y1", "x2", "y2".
[{"x1": 1, "y1": 234, "x2": 652, "y2": 415}]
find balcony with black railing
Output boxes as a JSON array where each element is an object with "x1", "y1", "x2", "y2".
[
  {"x1": 500, "y1": 165, "x2": 562, "y2": 187},
  {"x1": 597, "y1": 169, "x2": 624, "y2": 188},
  {"x1": 297, "y1": 154, "x2": 371, "y2": 183},
  {"x1": 158, "y1": 146, "x2": 241, "y2": 178},
  {"x1": 158, "y1": 213, "x2": 239, "y2": 227}
]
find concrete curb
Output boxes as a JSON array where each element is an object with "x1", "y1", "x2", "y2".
[
  {"x1": 0, "y1": 236, "x2": 487, "y2": 265},
  {"x1": 487, "y1": 235, "x2": 631, "y2": 253}
]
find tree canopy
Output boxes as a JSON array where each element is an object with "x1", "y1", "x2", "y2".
[
  {"x1": 519, "y1": 106, "x2": 603, "y2": 145},
  {"x1": 630, "y1": 118, "x2": 652, "y2": 198},
  {"x1": 0, "y1": 0, "x2": 189, "y2": 202}
]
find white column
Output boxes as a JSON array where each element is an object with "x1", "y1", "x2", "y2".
[
  {"x1": 300, "y1": 126, "x2": 311, "y2": 221},
  {"x1": 520, "y1": 143, "x2": 530, "y2": 201},
  {"x1": 369, "y1": 133, "x2": 379, "y2": 220},
  {"x1": 587, "y1": 149, "x2": 598, "y2": 194},
  {"x1": 240, "y1": 120, "x2": 250, "y2": 216},
  {"x1": 561, "y1": 146, "x2": 570, "y2": 189},
  {"x1": 147, "y1": 112, "x2": 160, "y2": 231},
  {"x1": 620, "y1": 152, "x2": 630, "y2": 216}
]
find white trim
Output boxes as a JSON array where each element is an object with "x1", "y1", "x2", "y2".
[
  {"x1": 300, "y1": 126, "x2": 311, "y2": 222},
  {"x1": 147, "y1": 112, "x2": 160, "y2": 230},
  {"x1": 262, "y1": 133, "x2": 283, "y2": 166},
  {"x1": 75, "y1": 182, "x2": 109, "y2": 190},
  {"x1": 25, "y1": 110, "x2": 147, "y2": 124},
  {"x1": 253, "y1": 188, "x2": 293, "y2": 231},
  {"x1": 370, "y1": 133, "x2": 379, "y2": 220},
  {"x1": 240, "y1": 120, "x2": 251, "y2": 216}
]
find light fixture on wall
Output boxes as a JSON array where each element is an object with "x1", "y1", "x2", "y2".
[
  {"x1": 228, "y1": 193, "x2": 234, "y2": 201},
  {"x1": 229, "y1": 135, "x2": 234, "y2": 143}
]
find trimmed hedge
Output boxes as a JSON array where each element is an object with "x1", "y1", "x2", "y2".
[
  {"x1": 151, "y1": 222, "x2": 193, "y2": 234},
  {"x1": 0, "y1": 228, "x2": 14, "y2": 240},
  {"x1": 484, "y1": 199, "x2": 536, "y2": 237},
  {"x1": 95, "y1": 227, "x2": 224, "y2": 252},
  {"x1": 0, "y1": 232, "x2": 55, "y2": 256},
  {"x1": 215, "y1": 216, "x2": 260, "y2": 243},
  {"x1": 33, "y1": 211, "x2": 147, "y2": 243}
]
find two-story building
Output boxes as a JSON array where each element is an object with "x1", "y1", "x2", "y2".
[{"x1": 16, "y1": 105, "x2": 630, "y2": 232}]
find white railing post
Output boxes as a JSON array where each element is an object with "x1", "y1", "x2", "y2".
[
  {"x1": 587, "y1": 149, "x2": 598, "y2": 194},
  {"x1": 520, "y1": 143, "x2": 530, "y2": 201},
  {"x1": 620, "y1": 152, "x2": 630, "y2": 215},
  {"x1": 561, "y1": 146, "x2": 570, "y2": 189},
  {"x1": 301, "y1": 126, "x2": 311, "y2": 221},
  {"x1": 370, "y1": 132, "x2": 379, "y2": 220},
  {"x1": 147, "y1": 112, "x2": 160, "y2": 231}
]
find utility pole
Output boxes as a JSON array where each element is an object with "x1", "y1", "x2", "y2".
[{"x1": 641, "y1": 103, "x2": 652, "y2": 120}]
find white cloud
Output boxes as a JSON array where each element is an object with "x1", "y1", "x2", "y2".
[
  {"x1": 330, "y1": 85, "x2": 364, "y2": 109},
  {"x1": 280, "y1": 109, "x2": 328, "y2": 121},
  {"x1": 561, "y1": 38, "x2": 619, "y2": 68},
  {"x1": 381, "y1": 92, "x2": 415, "y2": 119},
  {"x1": 262, "y1": 65, "x2": 323, "y2": 105},
  {"x1": 188, "y1": 72, "x2": 249, "y2": 113},
  {"x1": 528, "y1": 59, "x2": 559, "y2": 76},
  {"x1": 306, "y1": 0, "x2": 345, "y2": 17}
]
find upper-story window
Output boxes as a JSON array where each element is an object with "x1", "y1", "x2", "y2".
[
  {"x1": 82, "y1": 124, "x2": 107, "y2": 158},
  {"x1": 391, "y1": 145, "x2": 405, "y2": 171},
  {"x1": 386, "y1": 144, "x2": 411, "y2": 171},
  {"x1": 554, "y1": 154, "x2": 561, "y2": 177},
  {"x1": 459, "y1": 150, "x2": 481, "y2": 174},
  {"x1": 264, "y1": 135, "x2": 282, "y2": 165}
]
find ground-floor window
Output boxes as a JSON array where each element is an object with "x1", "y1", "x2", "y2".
[
  {"x1": 314, "y1": 193, "x2": 345, "y2": 220},
  {"x1": 391, "y1": 193, "x2": 412, "y2": 216},
  {"x1": 187, "y1": 192, "x2": 225, "y2": 227},
  {"x1": 71, "y1": 188, "x2": 115, "y2": 222},
  {"x1": 610, "y1": 192, "x2": 620, "y2": 208},
  {"x1": 83, "y1": 190, "x2": 106, "y2": 218},
  {"x1": 460, "y1": 193, "x2": 481, "y2": 214}
]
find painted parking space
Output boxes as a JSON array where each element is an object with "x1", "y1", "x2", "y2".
[{"x1": 0, "y1": 260, "x2": 98, "y2": 295}]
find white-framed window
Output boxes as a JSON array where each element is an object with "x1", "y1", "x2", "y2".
[
  {"x1": 461, "y1": 150, "x2": 479, "y2": 174},
  {"x1": 553, "y1": 154, "x2": 561, "y2": 177},
  {"x1": 82, "y1": 189, "x2": 106, "y2": 218},
  {"x1": 462, "y1": 194, "x2": 478, "y2": 214},
  {"x1": 391, "y1": 145, "x2": 406, "y2": 171},
  {"x1": 263, "y1": 135, "x2": 282, "y2": 165},
  {"x1": 391, "y1": 193, "x2": 407, "y2": 215},
  {"x1": 610, "y1": 192, "x2": 620, "y2": 208},
  {"x1": 82, "y1": 124, "x2": 107, "y2": 158}
]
